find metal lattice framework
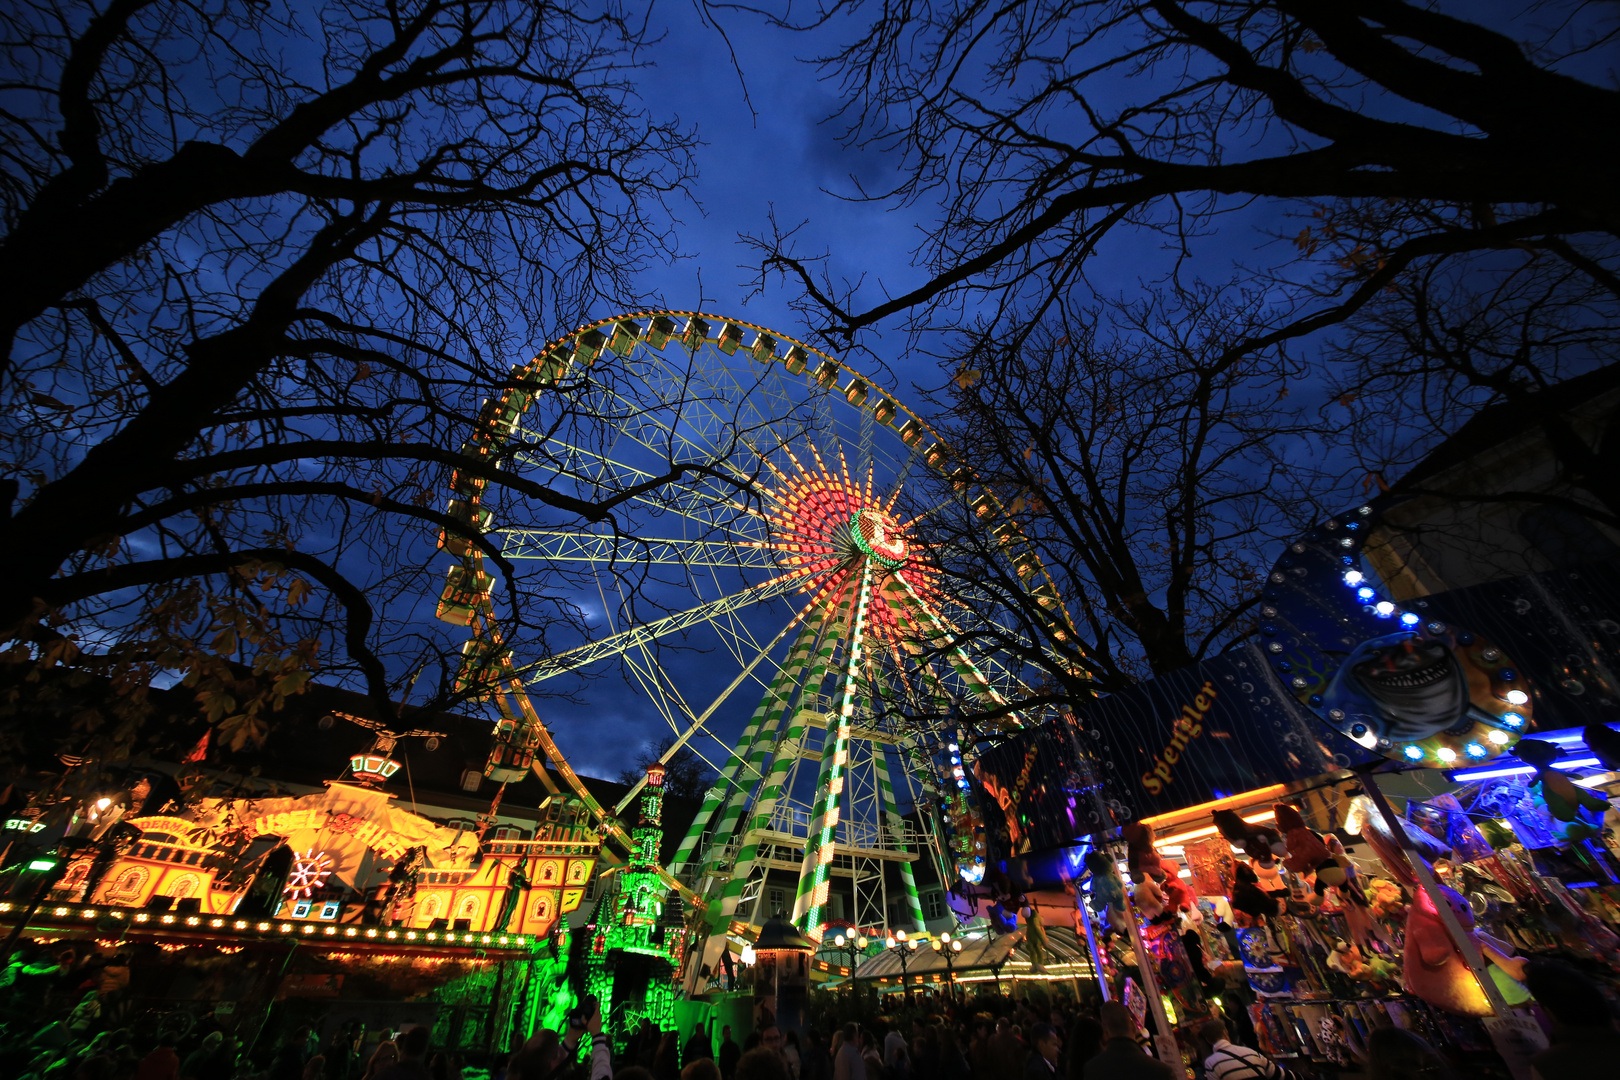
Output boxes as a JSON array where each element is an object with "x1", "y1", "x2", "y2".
[{"x1": 431, "y1": 311, "x2": 1076, "y2": 990}]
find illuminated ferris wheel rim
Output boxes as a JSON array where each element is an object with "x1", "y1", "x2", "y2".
[
  {"x1": 477, "y1": 311, "x2": 1070, "y2": 672},
  {"x1": 433, "y1": 310, "x2": 1073, "y2": 911}
]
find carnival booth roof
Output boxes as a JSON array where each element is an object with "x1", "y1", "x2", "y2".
[{"x1": 852, "y1": 926, "x2": 1094, "y2": 984}]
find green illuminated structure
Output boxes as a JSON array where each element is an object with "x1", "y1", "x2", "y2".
[{"x1": 584, "y1": 762, "x2": 685, "y2": 1047}]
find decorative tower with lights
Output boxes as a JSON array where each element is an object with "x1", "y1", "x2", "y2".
[{"x1": 584, "y1": 762, "x2": 685, "y2": 1047}]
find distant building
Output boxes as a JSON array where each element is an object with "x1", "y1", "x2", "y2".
[{"x1": 1364, "y1": 364, "x2": 1620, "y2": 598}]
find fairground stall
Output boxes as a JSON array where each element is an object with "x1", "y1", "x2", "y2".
[
  {"x1": 949, "y1": 498, "x2": 1620, "y2": 1077},
  {"x1": 0, "y1": 721, "x2": 606, "y2": 1058}
]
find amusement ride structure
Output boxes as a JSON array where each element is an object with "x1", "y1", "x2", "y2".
[{"x1": 433, "y1": 311, "x2": 1063, "y2": 1008}]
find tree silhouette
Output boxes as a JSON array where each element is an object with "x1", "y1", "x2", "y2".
[
  {"x1": 0, "y1": 1, "x2": 711, "y2": 761},
  {"x1": 617, "y1": 736, "x2": 717, "y2": 802},
  {"x1": 747, "y1": 1, "x2": 1619, "y2": 357}
]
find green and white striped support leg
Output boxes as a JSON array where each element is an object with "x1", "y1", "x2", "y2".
[
  {"x1": 693, "y1": 613, "x2": 844, "y2": 977},
  {"x1": 873, "y1": 743, "x2": 927, "y2": 932},
  {"x1": 702, "y1": 652, "x2": 824, "y2": 925},
  {"x1": 697, "y1": 626, "x2": 824, "y2": 876},
  {"x1": 792, "y1": 562, "x2": 874, "y2": 941},
  {"x1": 670, "y1": 623, "x2": 820, "y2": 876}
]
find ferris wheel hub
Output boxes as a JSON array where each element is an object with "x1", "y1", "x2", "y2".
[{"x1": 849, "y1": 507, "x2": 909, "y2": 568}]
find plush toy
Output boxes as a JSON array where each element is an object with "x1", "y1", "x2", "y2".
[
  {"x1": 1403, "y1": 882, "x2": 1493, "y2": 1017},
  {"x1": 1122, "y1": 822, "x2": 1167, "y2": 883},
  {"x1": 1230, "y1": 862, "x2": 1280, "y2": 920},
  {"x1": 1514, "y1": 738, "x2": 1611, "y2": 825},
  {"x1": 1213, "y1": 809, "x2": 1285, "y2": 869},
  {"x1": 1364, "y1": 877, "x2": 1405, "y2": 921},
  {"x1": 1314, "y1": 835, "x2": 1366, "y2": 901},
  {"x1": 1160, "y1": 860, "x2": 1196, "y2": 914},
  {"x1": 1326, "y1": 939, "x2": 1398, "y2": 990},
  {"x1": 1133, "y1": 876, "x2": 1167, "y2": 920},
  {"x1": 1274, "y1": 803, "x2": 1332, "y2": 874},
  {"x1": 1250, "y1": 858, "x2": 1287, "y2": 896},
  {"x1": 1085, "y1": 850, "x2": 1128, "y2": 931},
  {"x1": 1585, "y1": 722, "x2": 1620, "y2": 772}
]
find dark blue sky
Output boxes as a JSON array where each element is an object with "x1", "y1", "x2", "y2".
[
  {"x1": 532, "y1": 7, "x2": 929, "y2": 780},
  {"x1": 477, "y1": 1, "x2": 1614, "y2": 782},
  {"x1": 529, "y1": 3, "x2": 1302, "y2": 780}
]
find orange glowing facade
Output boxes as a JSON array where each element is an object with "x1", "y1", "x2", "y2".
[{"x1": 48, "y1": 784, "x2": 603, "y2": 940}]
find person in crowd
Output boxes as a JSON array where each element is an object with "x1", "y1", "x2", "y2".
[
  {"x1": 781, "y1": 1031, "x2": 801, "y2": 1080},
  {"x1": 683, "y1": 1060, "x2": 723, "y2": 1080},
  {"x1": 858, "y1": 1029, "x2": 881, "y2": 1080},
  {"x1": 736, "y1": 1046, "x2": 789, "y2": 1080},
  {"x1": 376, "y1": 1026, "x2": 433, "y2": 1080},
  {"x1": 909, "y1": 1025, "x2": 937, "y2": 1080},
  {"x1": 1084, "y1": 1003, "x2": 1174, "y2": 1080},
  {"x1": 427, "y1": 1050, "x2": 464, "y2": 1080},
  {"x1": 65, "y1": 989, "x2": 102, "y2": 1039},
  {"x1": 969, "y1": 1019, "x2": 995, "y2": 1079},
  {"x1": 134, "y1": 1036, "x2": 181, "y2": 1080},
  {"x1": 882, "y1": 1024, "x2": 906, "y2": 1076},
  {"x1": 655, "y1": 1031, "x2": 683, "y2": 1080},
  {"x1": 305, "y1": 1056, "x2": 330, "y2": 1080},
  {"x1": 832, "y1": 1024, "x2": 862, "y2": 1080},
  {"x1": 636, "y1": 1022, "x2": 659, "y2": 1072},
  {"x1": 801, "y1": 1029, "x2": 832, "y2": 1080},
  {"x1": 180, "y1": 1031, "x2": 226, "y2": 1080},
  {"x1": 1522, "y1": 959, "x2": 1619, "y2": 1077},
  {"x1": 1065, "y1": 1016, "x2": 1103, "y2": 1080},
  {"x1": 719, "y1": 1026, "x2": 742, "y2": 1080},
  {"x1": 272, "y1": 1027, "x2": 315, "y2": 1080},
  {"x1": 1364, "y1": 1027, "x2": 1452, "y2": 1080},
  {"x1": 1200, "y1": 1017, "x2": 1285, "y2": 1080},
  {"x1": 936, "y1": 1024, "x2": 971, "y2": 1080},
  {"x1": 323, "y1": 1024, "x2": 358, "y2": 1080},
  {"x1": 1024, "y1": 1024, "x2": 1061, "y2": 1080},
  {"x1": 684, "y1": 1024, "x2": 713, "y2": 1066},
  {"x1": 504, "y1": 1030, "x2": 559, "y2": 1080},
  {"x1": 361, "y1": 1042, "x2": 401, "y2": 1080},
  {"x1": 990, "y1": 1017, "x2": 1026, "y2": 1080}
]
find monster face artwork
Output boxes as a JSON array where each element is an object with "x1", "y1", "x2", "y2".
[
  {"x1": 1314, "y1": 622, "x2": 1531, "y2": 763},
  {"x1": 1340, "y1": 635, "x2": 1470, "y2": 743},
  {"x1": 1257, "y1": 499, "x2": 1533, "y2": 766}
]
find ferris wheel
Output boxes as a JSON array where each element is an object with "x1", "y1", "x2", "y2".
[{"x1": 434, "y1": 311, "x2": 1061, "y2": 977}]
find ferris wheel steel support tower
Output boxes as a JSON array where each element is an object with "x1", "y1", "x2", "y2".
[{"x1": 431, "y1": 311, "x2": 1075, "y2": 997}]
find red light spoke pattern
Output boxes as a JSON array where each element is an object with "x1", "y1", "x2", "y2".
[{"x1": 753, "y1": 443, "x2": 942, "y2": 654}]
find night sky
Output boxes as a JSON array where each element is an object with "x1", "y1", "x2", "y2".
[
  {"x1": 525, "y1": 4, "x2": 1305, "y2": 781},
  {"x1": 531, "y1": 7, "x2": 936, "y2": 781}
]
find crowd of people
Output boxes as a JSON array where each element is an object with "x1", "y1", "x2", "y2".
[
  {"x1": 502, "y1": 956, "x2": 1620, "y2": 1080},
  {"x1": 5, "y1": 934, "x2": 1618, "y2": 1080}
]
